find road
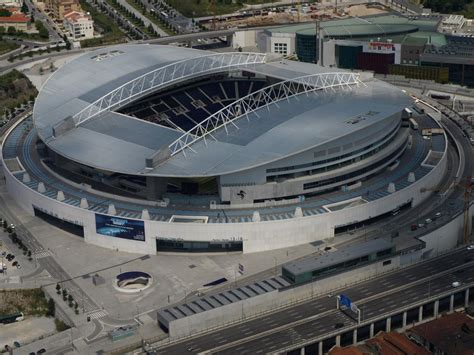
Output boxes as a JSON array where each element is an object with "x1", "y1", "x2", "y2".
[
  {"x1": 153, "y1": 248, "x2": 474, "y2": 354},
  {"x1": 24, "y1": 0, "x2": 63, "y2": 42}
]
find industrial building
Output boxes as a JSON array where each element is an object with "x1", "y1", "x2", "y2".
[{"x1": 251, "y1": 13, "x2": 474, "y2": 87}]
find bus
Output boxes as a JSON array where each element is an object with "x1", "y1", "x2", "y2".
[
  {"x1": 0, "y1": 312, "x2": 24, "y2": 324},
  {"x1": 409, "y1": 118, "x2": 419, "y2": 130}
]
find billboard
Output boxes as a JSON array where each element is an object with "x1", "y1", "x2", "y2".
[{"x1": 95, "y1": 214, "x2": 145, "y2": 242}]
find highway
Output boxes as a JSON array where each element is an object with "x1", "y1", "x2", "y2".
[{"x1": 153, "y1": 248, "x2": 474, "y2": 354}]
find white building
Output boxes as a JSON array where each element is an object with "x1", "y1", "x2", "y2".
[
  {"x1": 0, "y1": 0, "x2": 23, "y2": 7},
  {"x1": 63, "y1": 10, "x2": 93, "y2": 40}
]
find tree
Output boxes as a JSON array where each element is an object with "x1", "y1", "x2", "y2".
[
  {"x1": 47, "y1": 298, "x2": 56, "y2": 317},
  {"x1": 35, "y1": 20, "x2": 48, "y2": 38},
  {"x1": 0, "y1": 9, "x2": 11, "y2": 17},
  {"x1": 56, "y1": 283, "x2": 61, "y2": 294},
  {"x1": 21, "y1": 2, "x2": 28, "y2": 14},
  {"x1": 62, "y1": 288, "x2": 67, "y2": 300}
]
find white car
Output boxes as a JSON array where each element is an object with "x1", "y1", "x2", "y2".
[
  {"x1": 467, "y1": 245, "x2": 474, "y2": 251},
  {"x1": 425, "y1": 218, "x2": 432, "y2": 224},
  {"x1": 435, "y1": 212, "x2": 442, "y2": 219},
  {"x1": 452, "y1": 281, "x2": 461, "y2": 288}
]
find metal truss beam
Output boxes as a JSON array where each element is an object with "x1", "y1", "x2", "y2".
[
  {"x1": 72, "y1": 52, "x2": 267, "y2": 127},
  {"x1": 168, "y1": 72, "x2": 363, "y2": 158}
]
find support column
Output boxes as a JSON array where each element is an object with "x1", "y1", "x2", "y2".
[
  {"x1": 418, "y1": 305, "x2": 423, "y2": 323},
  {"x1": 402, "y1": 311, "x2": 407, "y2": 328},
  {"x1": 353, "y1": 329, "x2": 358, "y2": 344},
  {"x1": 434, "y1": 300, "x2": 439, "y2": 317},
  {"x1": 300, "y1": 346, "x2": 305, "y2": 355},
  {"x1": 318, "y1": 341, "x2": 323, "y2": 354},
  {"x1": 335, "y1": 335, "x2": 340, "y2": 347},
  {"x1": 369, "y1": 323, "x2": 374, "y2": 337},
  {"x1": 450, "y1": 294, "x2": 454, "y2": 312},
  {"x1": 386, "y1": 317, "x2": 391, "y2": 332},
  {"x1": 465, "y1": 289, "x2": 470, "y2": 307}
]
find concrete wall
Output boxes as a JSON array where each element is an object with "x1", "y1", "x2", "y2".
[
  {"x1": 1, "y1": 115, "x2": 448, "y2": 255},
  {"x1": 232, "y1": 30, "x2": 258, "y2": 49},
  {"x1": 168, "y1": 255, "x2": 402, "y2": 338},
  {"x1": 166, "y1": 202, "x2": 474, "y2": 338}
]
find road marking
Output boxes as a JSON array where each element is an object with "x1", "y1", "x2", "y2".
[
  {"x1": 34, "y1": 250, "x2": 51, "y2": 259},
  {"x1": 87, "y1": 309, "x2": 107, "y2": 320}
]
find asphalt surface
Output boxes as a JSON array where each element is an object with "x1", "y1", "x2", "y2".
[{"x1": 153, "y1": 248, "x2": 474, "y2": 354}]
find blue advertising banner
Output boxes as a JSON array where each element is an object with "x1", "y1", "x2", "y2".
[{"x1": 95, "y1": 214, "x2": 145, "y2": 241}]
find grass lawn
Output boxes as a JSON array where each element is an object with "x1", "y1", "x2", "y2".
[
  {"x1": 0, "y1": 289, "x2": 49, "y2": 317},
  {"x1": 125, "y1": 0, "x2": 173, "y2": 35},
  {"x1": 0, "y1": 70, "x2": 37, "y2": 113},
  {"x1": 79, "y1": 0, "x2": 127, "y2": 47},
  {"x1": 0, "y1": 40, "x2": 19, "y2": 56}
]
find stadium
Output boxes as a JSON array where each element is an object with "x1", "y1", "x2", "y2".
[{"x1": 1, "y1": 44, "x2": 448, "y2": 254}]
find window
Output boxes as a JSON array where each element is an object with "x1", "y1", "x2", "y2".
[
  {"x1": 383, "y1": 260, "x2": 392, "y2": 266},
  {"x1": 273, "y1": 42, "x2": 288, "y2": 55}
]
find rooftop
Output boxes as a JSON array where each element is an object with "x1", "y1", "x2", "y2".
[
  {"x1": 282, "y1": 239, "x2": 393, "y2": 276},
  {"x1": 409, "y1": 312, "x2": 474, "y2": 355},
  {"x1": 0, "y1": 13, "x2": 29, "y2": 23},
  {"x1": 268, "y1": 14, "x2": 440, "y2": 38},
  {"x1": 33, "y1": 44, "x2": 412, "y2": 177},
  {"x1": 365, "y1": 331, "x2": 430, "y2": 355},
  {"x1": 63, "y1": 10, "x2": 91, "y2": 22}
]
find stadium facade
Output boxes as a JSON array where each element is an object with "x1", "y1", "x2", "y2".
[{"x1": 2, "y1": 44, "x2": 448, "y2": 254}]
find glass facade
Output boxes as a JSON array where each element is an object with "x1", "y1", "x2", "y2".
[
  {"x1": 283, "y1": 247, "x2": 395, "y2": 285},
  {"x1": 421, "y1": 61, "x2": 474, "y2": 87},
  {"x1": 302, "y1": 141, "x2": 406, "y2": 191},
  {"x1": 156, "y1": 239, "x2": 243, "y2": 252},
  {"x1": 266, "y1": 122, "x2": 400, "y2": 179},
  {"x1": 296, "y1": 33, "x2": 318, "y2": 63}
]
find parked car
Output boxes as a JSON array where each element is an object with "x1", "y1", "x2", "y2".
[
  {"x1": 467, "y1": 245, "x2": 474, "y2": 251},
  {"x1": 452, "y1": 281, "x2": 461, "y2": 288},
  {"x1": 334, "y1": 322, "x2": 344, "y2": 329}
]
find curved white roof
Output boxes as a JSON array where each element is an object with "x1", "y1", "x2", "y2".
[{"x1": 33, "y1": 44, "x2": 413, "y2": 177}]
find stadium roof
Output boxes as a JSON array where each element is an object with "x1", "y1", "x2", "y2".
[
  {"x1": 268, "y1": 14, "x2": 440, "y2": 39},
  {"x1": 33, "y1": 44, "x2": 412, "y2": 177}
]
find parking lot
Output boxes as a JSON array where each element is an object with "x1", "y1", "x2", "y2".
[
  {"x1": 0, "y1": 316, "x2": 55, "y2": 351},
  {"x1": 0, "y1": 226, "x2": 38, "y2": 284}
]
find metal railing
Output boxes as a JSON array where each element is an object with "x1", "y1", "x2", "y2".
[
  {"x1": 73, "y1": 52, "x2": 267, "y2": 126},
  {"x1": 167, "y1": 72, "x2": 362, "y2": 158}
]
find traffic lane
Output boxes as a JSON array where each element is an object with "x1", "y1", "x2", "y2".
[
  {"x1": 155, "y1": 249, "x2": 471, "y2": 353},
  {"x1": 218, "y1": 264, "x2": 474, "y2": 355},
  {"x1": 361, "y1": 265, "x2": 474, "y2": 319},
  {"x1": 157, "y1": 297, "x2": 338, "y2": 354},
  {"x1": 219, "y1": 312, "x2": 355, "y2": 355},
  {"x1": 342, "y1": 248, "x2": 471, "y2": 301}
]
